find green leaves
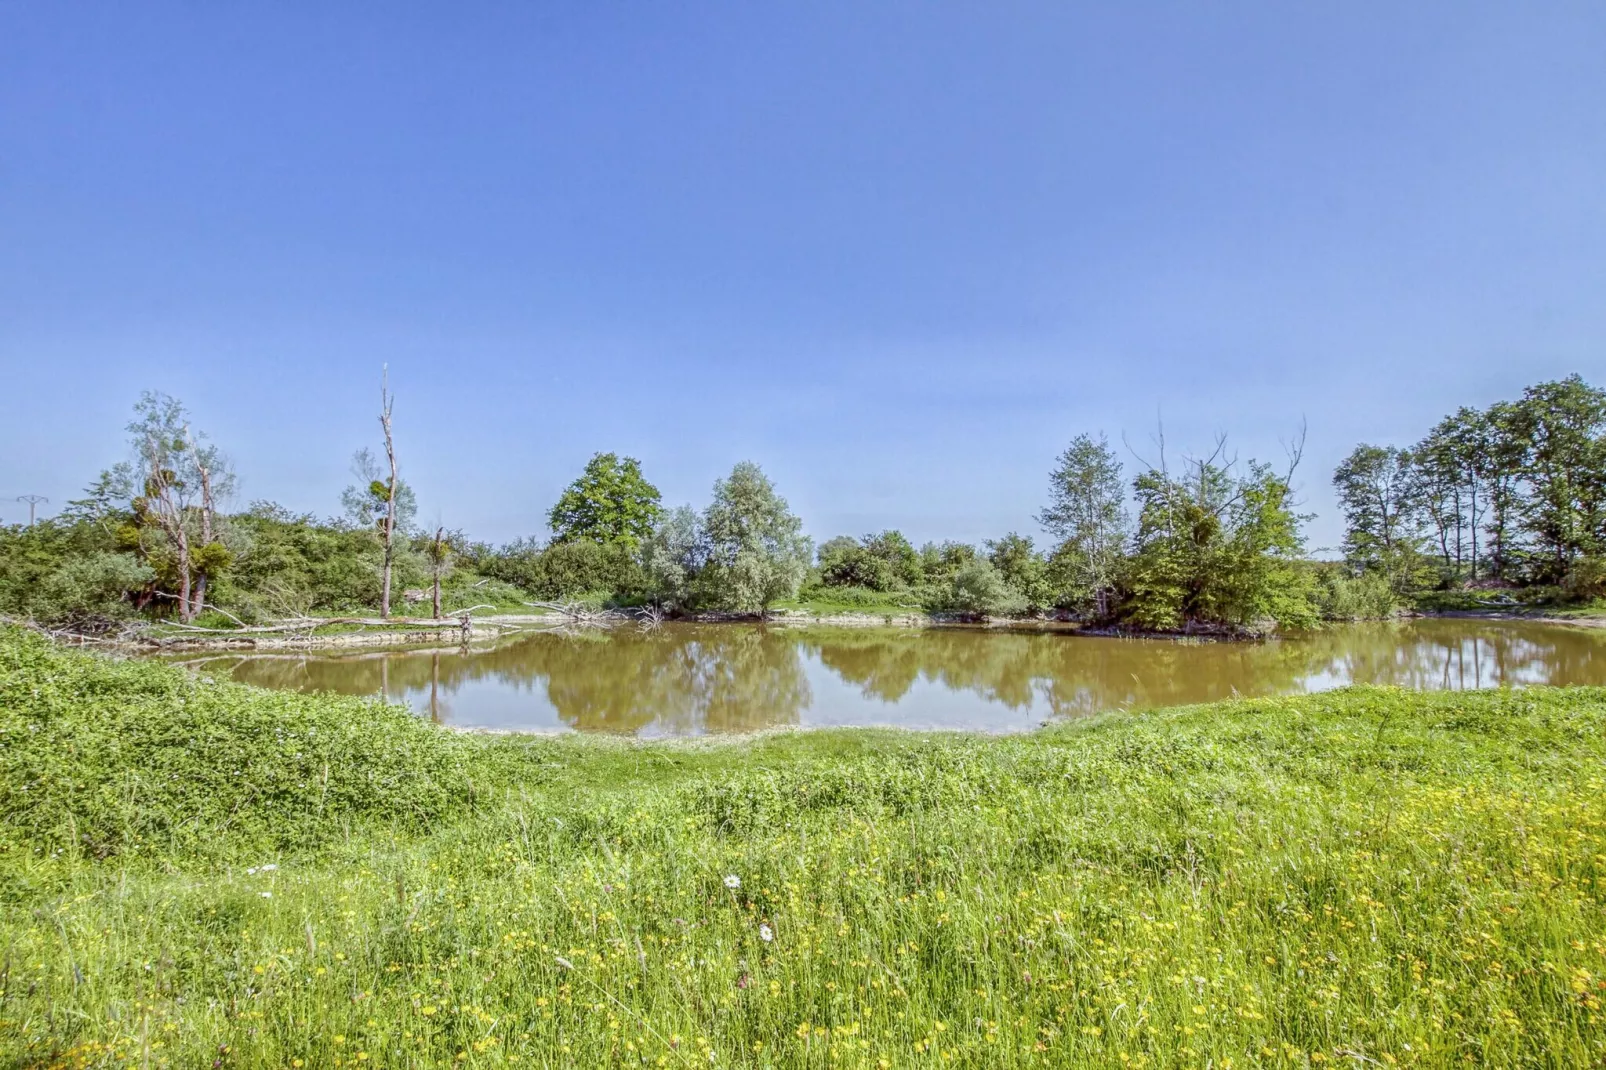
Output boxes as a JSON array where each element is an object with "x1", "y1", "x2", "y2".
[
  {"x1": 699, "y1": 462, "x2": 810, "y2": 611},
  {"x1": 0, "y1": 627, "x2": 479, "y2": 862},
  {"x1": 548, "y1": 453, "x2": 664, "y2": 549}
]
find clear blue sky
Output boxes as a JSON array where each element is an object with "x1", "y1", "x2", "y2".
[{"x1": 3, "y1": 3, "x2": 1603, "y2": 552}]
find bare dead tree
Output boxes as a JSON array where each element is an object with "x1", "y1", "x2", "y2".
[
  {"x1": 379, "y1": 367, "x2": 399, "y2": 618},
  {"x1": 429, "y1": 526, "x2": 448, "y2": 619},
  {"x1": 522, "y1": 600, "x2": 631, "y2": 627}
]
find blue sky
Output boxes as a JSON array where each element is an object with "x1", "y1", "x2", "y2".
[{"x1": 2, "y1": 3, "x2": 1603, "y2": 552}]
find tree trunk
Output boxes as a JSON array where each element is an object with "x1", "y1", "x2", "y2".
[
  {"x1": 379, "y1": 369, "x2": 398, "y2": 618},
  {"x1": 432, "y1": 526, "x2": 444, "y2": 619},
  {"x1": 191, "y1": 445, "x2": 216, "y2": 621},
  {"x1": 176, "y1": 546, "x2": 193, "y2": 623}
]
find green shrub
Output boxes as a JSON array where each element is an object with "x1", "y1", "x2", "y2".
[
  {"x1": 793, "y1": 583, "x2": 916, "y2": 609},
  {"x1": 33, "y1": 551, "x2": 154, "y2": 624},
  {"x1": 924, "y1": 559, "x2": 1028, "y2": 617},
  {"x1": 0, "y1": 627, "x2": 483, "y2": 861},
  {"x1": 225, "y1": 505, "x2": 389, "y2": 614},
  {"x1": 480, "y1": 538, "x2": 646, "y2": 602},
  {"x1": 1312, "y1": 565, "x2": 1400, "y2": 620},
  {"x1": 817, "y1": 537, "x2": 898, "y2": 590},
  {"x1": 1564, "y1": 556, "x2": 1606, "y2": 601}
]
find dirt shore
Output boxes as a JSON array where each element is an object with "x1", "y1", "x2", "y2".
[
  {"x1": 70, "y1": 604, "x2": 1606, "y2": 653},
  {"x1": 1416, "y1": 608, "x2": 1606, "y2": 629}
]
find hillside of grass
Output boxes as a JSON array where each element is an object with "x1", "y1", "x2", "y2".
[{"x1": 2, "y1": 626, "x2": 1604, "y2": 1067}]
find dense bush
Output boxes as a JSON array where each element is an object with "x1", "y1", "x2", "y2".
[
  {"x1": 34, "y1": 551, "x2": 156, "y2": 624},
  {"x1": 923, "y1": 559, "x2": 1029, "y2": 617},
  {"x1": 0, "y1": 519, "x2": 138, "y2": 623},
  {"x1": 477, "y1": 537, "x2": 645, "y2": 602},
  {"x1": 1311, "y1": 563, "x2": 1401, "y2": 621},
  {"x1": 223, "y1": 504, "x2": 398, "y2": 615},
  {"x1": 792, "y1": 582, "x2": 918, "y2": 609},
  {"x1": 816, "y1": 536, "x2": 899, "y2": 591},
  {"x1": 0, "y1": 627, "x2": 483, "y2": 860},
  {"x1": 1564, "y1": 556, "x2": 1606, "y2": 601}
]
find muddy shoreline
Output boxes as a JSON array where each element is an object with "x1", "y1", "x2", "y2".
[{"x1": 39, "y1": 604, "x2": 1606, "y2": 653}]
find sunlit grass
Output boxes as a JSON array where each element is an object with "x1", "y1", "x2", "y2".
[{"x1": 3, "y1": 627, "x2": 1604, "y2": 1067}]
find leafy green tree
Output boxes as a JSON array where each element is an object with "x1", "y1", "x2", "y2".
[
  {"x1": 1511, "y1": 376, "x2": 1606, "y2": 580},
  {"x1": 985, "y1": 533, "x2": 1048, "y2": 610},
  {"x1": 816, "y1": 531, "x2": 922, "y2": 592},
  {"x1": 917, "y1": 541, "x2": 977, "y2": 584},
  {"x1": 1037, "y1": 433, "x2": 1129, "y2": 616},
  {"x1": 817, "y1": 537, "x2": 893, "y2": 591},
  {"x1": 1123, "y1": 452, "x2": 1315, "y2": 633},
  {"x1": 925, "y1": 559, "x2": 1028, "y2": 617},
  {"x1": 816, "y1": 536, "x2": 864, "y2": 585},
  {"x1": 862, "y1": 530, "x2": 922, "y2": 587},
  {"x1": 549, "y1": 453, "x2": 663, "y2": 548},
  {"x1": 699, "y1": 462, "x2": 811, "y2": 612},
  {"x1": 94, "y1": 392, "x2": 238, "y2": 622},
  {"x1": 1480, "y1": 401, "x2": 1529, "y2": 580},
  {"x1": 1208, "y1": 463, "x2": 1319, "y2": 630},
  {"x1": 639, "y1": 506, "x2": 704, "y2": 608},
  {"x1": 1408, "y1": 444, "x2": 1463, "y2": 580},
  {"x1": 1414, "y1": 408, "x2": 1510, "y2": 581},
  {"x1": 1332, "y1": 444, "x2": 1424, "y2": 587}
]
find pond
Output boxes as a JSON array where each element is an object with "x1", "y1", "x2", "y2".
[{"x1": 165, "y1": 618, "x2": 1606, "y2": 736}]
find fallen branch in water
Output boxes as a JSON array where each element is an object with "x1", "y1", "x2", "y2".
[{"x1": 522, "y1": 601, "x2": 632, "y2": 626}]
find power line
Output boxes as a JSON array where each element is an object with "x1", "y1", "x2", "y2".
[{"x1": 13, "y1": 495, "x2": 48, "y2": 527}]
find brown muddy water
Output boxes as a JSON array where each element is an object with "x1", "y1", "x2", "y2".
[{"x1": 162, "y1": 619, "x2": 1606, "y2": 737}]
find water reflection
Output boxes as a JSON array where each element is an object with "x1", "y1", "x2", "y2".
[{"x1": 177, "y1": 618, "x2": 1606, "y2": 736}]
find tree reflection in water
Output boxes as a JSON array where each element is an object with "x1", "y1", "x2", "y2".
[{"x1": 193, "y1": 619, "x2": 1606, "y2": 736}]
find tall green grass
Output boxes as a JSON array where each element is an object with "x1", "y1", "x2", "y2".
[{"x1": 2, "y1": 627, "x2": 1604, "y2": 1067}]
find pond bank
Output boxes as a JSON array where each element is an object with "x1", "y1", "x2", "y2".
[
  {"x1": 47, "y1": 602, "x2": 1606, "y2": 652},
  {"x1": 155, "y1": 616, "x2": 1606, "y2": 736},
  {"x1": 1414, "y1": 607, "x2": 1606, "y2": 629},
  {"x1": 126, "y1": 610, "x2": 1110, "y2": 650},
  {"x1": 6, "y1": 625, "x2": 1605, "y2": 1066}
]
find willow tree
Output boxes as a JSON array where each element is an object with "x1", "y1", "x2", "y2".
[{"x1": 699, "y1": 462, "x2": 811, "y2": 612}]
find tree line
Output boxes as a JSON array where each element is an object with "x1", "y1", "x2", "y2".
[
  {"x1": 1333, "y1": 374, "x2": 1606, "y2": 599},
  {"x1": 7, "y1": 375, "x2": 1600, "y2": 636}
]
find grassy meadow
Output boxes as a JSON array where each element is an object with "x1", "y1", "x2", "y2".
[{"x1": 1, "y1": 627, "x2": 1604, "y2": 1068}]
